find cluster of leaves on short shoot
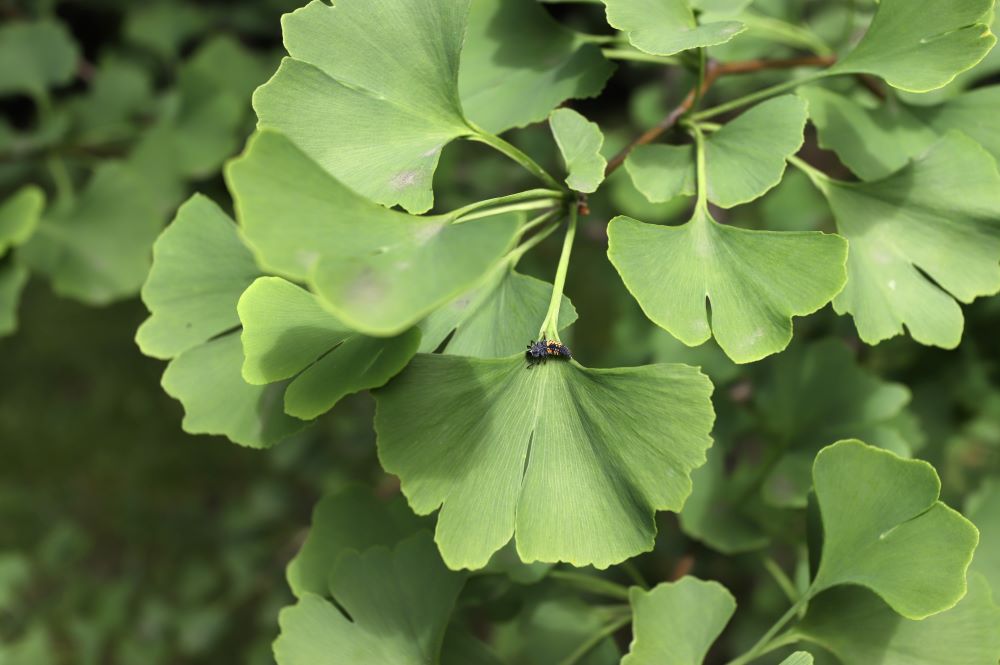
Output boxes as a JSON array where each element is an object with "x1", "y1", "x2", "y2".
[{"x1": 5, "y1": 0, "x2": 1000, "y2": 663}]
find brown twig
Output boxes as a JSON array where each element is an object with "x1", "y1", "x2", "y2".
[{"x1": 604, "y1": 54, "x2": 837, "y2": 176}]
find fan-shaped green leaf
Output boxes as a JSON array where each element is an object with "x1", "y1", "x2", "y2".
[
  {"x1": 493, "y1": 597, "x2": 621, "y2": 665},
  {"x1": 623, "y1": 576, "x2": 735, "y2": 665},
  {"x1": 0, "y1": 263, "x2": 28, "y2": 337},
  {"x1": 20, "y1": 163, "x2": 161, "y2": 305},
  {"x1": 0, "y1": 186, "x2": 43, "y2": 256},
  {"x1": 608, "y1": 209, "x2": 847, "y2": 364},
  {"x1": 550, "y1": 108, "x2": 606, "y2": 194},
  {"x1": 375, "y1": 354, "x2": 714, "y2": 569},
  {"x1": 793, "y1": 575, "x2": 1000, "y2": 665},
  {"x1": 237, "y1": 277, "x2": 420, "y2": 420},
  {"x1": 0, "y1": 20, "x2": 79, "y2": 98},
  {"x1": 137, "y1": 195, "x2": 262, "y2": 360},
  {"x1": 802, "y1": 132, "x2": 1000, "y2": 348},
  {"x1": 253, "y1": 0, "x2": 472, "y2": 213},
  {"x1": 831, "y1": 0, "x2": 996, "y2": 93},
  {"x1": 604, "y1": 0, "x2": 746, "y2": 56},
  {"x1": 778, "y1": 654, "x2": 813, "y2": 665},
  {"x1": 913, "y1": 86, "x2": 1000, "y2": 163},
  {"x1": 811, "y1": 440, "x2": 979, "y2": 619},
  {"x1": 226, "y1": 131, "x2": 521, "y2": 337},
  {"x1": 626, "y1": 95, "x2": 807, "y2": 207},
  {"x1": 274, "y1": 532, "x2": 466, "y2": 665},
  {"x1": 966, "y1": 480, "x2": 1000, "y2": 594},
  {"x1": 287, "y1": 486, "x2": 428, "y2": 599},
  {"x1": 419, "y1": 269, "x2": 577, "y2": 358},
  {"x1": 459, "y1": 0, "x2": 614, "y2": 134}
]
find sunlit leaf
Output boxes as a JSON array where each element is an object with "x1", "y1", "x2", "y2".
[
  {"x1": 608, "y1": 209, "x2": 847, "y2": 363},
  {"x1": 274, "y1": 532, "x2": 466, "y2": 665},
  {"x1": 793, "y1": 575, "x2": 1000, "y2": 665},
  {"x1": 622, "y1": 576, "x2": 735, "y2": 665},
  {"x1": 286, "y1": 486, "x2": 427, "y2": 599},
  {"x1": 460, "y1": 0, "x2": 614, "y2": 134},
  {"x1": 0, "y1": 20, "x2": 79, "y2": 98},
  {"x1": 253, "y1": 0, "x2": 472, "y2": 213},
  {"x1": 226, "y1": 131, "x2": 521, "y2": 337},
  {"x1": 238, "y1": 277, "x2": 420, "y2": 420},
  {"x1": 604, "y1": 0, "x2": 746, "y2": 56},
  {"x1": 375, "y1": 354, "x2": 714, "y2": 569},
  {"x1": 811, "y1": 440, "x2": 979, "y2": 619},
  {"x1": 831, "y1": 0, "x2": 996, "y2": 93},
  {"x1": 804, "y1": 132, "x2": 1000, "y2": 348},
  {"x1": 777, "y1": 654, "x2": 813, "y2": 665},
  {"x1": 0, "y1": 186, "x2": 43, "y2": 256},
  {"x1": 550, "y1": 108, "x2": 607, "y2": 194},
  {"x1": 626, "y1": 95, "x2": 808, "y2": 208}
]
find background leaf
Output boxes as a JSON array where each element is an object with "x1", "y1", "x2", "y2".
[
  {"x1": 0, "y1": 20, "x2": 79, "y2": 98},
  {"x1": 0, "y1": 186, "x2": 43, "y2": 256},
  {"x1": 604, "y1": 0, "x2": 745, "y2": 56},
  {"x1": 550, "y1": 108, "x2": 607, "y2": 194}
]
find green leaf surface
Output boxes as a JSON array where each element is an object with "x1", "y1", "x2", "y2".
[
  {"x1": 20, "y1": 164, "x2": 161, "y2": 305},
  {"x1": 794, "y1": 575, "x2": 1000, "y2": 665},
  {"x1": 375, "y1": 354, "x2": 714, "y2": 569},
  {"x1": 459, "y1": 0, "x2": 614, "y2": 134},
  {"x1": 608, "y1": 210, "x2": 847, "y2": 363},
  {"x1": 604, "y1": 0, "x2": 746, "y2": 56},
  {"x1": 136, "y1": 195, "x2": 262, "y2": 360},
  {"x1": 162, "y1": 333, "x2": 305, "y2": 449},
  {"x1": 123, "y1": 2, "x2": 208, "y2": 61},
  {"x1": 778, "y1": 654, "x2": 813, "y2": 665},
  {"x1": 0, "y1": 186, "x2": 43, "y2": 256},
  {"x1": 627, "y1": 95, "x2": 807, "y2": 207},
  {"x1": 254, "y1": 0, "x2": 472, "y2": 213},
  {"x1": 238, "y1": 277, "x2": 420, "y2": 420},
  {"x1": 274, "y1": 532, "x2": 466, "y2": 665},
  {"x1": 811, "y1": 440, "x2": 979, "y2": 619},
  {"x1": 622, "y1": 576, "x2": 736, "y2": 665},
  {"x1": 0, "y1": 20, "x2": 79, "y2": 97},
  {"x1": 227, "y1": 131, "x2": 521, "y2": 336},
  {"x1": 419, "y1": 269, "x2": 577, "y2": 358},
  {"x1": 806, "y1": 132, "x2": 1000, "y2": 348},
  {"x1": 831, "y1": 0, "x2": 997, "y2": 92},
  {"x1": 493, "y1": 597, "x2": 621, "y2": 665},
  {"x1": 287, "y1": 486, "x2": 427, "y2": 599},
  {"x1": 913, "y1": 86, "x2": 1000, "y2": 163},
  {"x1": 550, "y1": 108, "x2": 606, "y2": 194},
  {"x1": 756, "y1": 339, "x2": 914, "y2": 508},
  {"x1": 0, "y1": 263, "x2": 29, "y2": 337},
  {"x1": 966, "y1": 479, "x2": 1000, "y2": 595}
]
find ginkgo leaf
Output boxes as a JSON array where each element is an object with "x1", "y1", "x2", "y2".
[
  {"x1": 0, "y1": 186, "x2": 43, "y2": 256},
  {"x1": 20, "y1": 163, "x2": 161, "y2": 305},
  {"x1": 226, "y1": 131, "x2": 521, "y2": 337},
  {"x1": 626, "y1": 95, "x2": 807, "y2": 207},
  {"x1": 0, "y1": 263, "x2": 28, "y2": 337},
  {"x1": 793, "y1": 575, "x2": 1000, "y2": 665},
  {"x1": 374, "y1": 354, "x2": 714, "y2": 569},
  {"x1": 459, "y1": 0, "x2": 614, "y2": 134},
  {"x1": 237, "y1": 277, "x2": 420, "y2": 420},
  {"x1": 136, "y1": 195, "x2": 262, "y2": 360},
  {"x1": 810, "y1": 440, "x2": 979, "y2": 619},
  {"x1": 622, "y1": 576, "x2": 735, "y2": 665},
  {"x1": 831, "y1": 0, "x2": 996, "y2": 93},
  {"x1": 604, "y1": 0, "x2": 746, "y2": 56},
  {"x1": 802, "y1": 132, "x2": 1000, "y2": 348},
  {"x1": 777, "y1": 654, "x2": 813, "y2": 665},
  {"x1": 756, "y1": 339, "x2": 914, "y2": 508},
  {"x1": 274, "y1": 532, "x2": 466, "y2": 665},
  {"x1": 913, "y1": 86, "x2": 1000, "y2": 163},
  {"x1": 0, "y1": 20, "x2": 79, "y2": 98},
  {"x1": 441, "y1": 626, "x2": 505, "y2": 665},
  {"x1": 286, "y1": 486, "x2": 428, "y2": 599},
  {"x1": 253, "y1": 0, "x2": 473, "y2": 213},
  {"x1": 966, "y1": 480, "x2": 1000, "y2": 594},
  {"x1": 550, "y1": 108, "x2": 606, "y2": 194},
  {"x1": 493, "y1": 597, "x2": 621, "y2": 665},
  {"x1": 419, "y1": 269, "x2": 577, "y2": 358},
  {"x1": 607, "y1": 210, "x2": 847, "y2": 364}
]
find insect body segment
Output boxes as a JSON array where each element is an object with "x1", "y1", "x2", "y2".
[{"x1": 525, "y1": 339, "x2": 572, "y2": 368}]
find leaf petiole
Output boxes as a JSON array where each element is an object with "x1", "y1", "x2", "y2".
[
  {"x1": 691, "y1": 70, "x2": 829, "y2": 121},
  {"x1": 469, "y1": 130, "x2": 565, "y2": 191},
  {"x1": 787, "y1": 155, "x2": 831, "y2": 193},
  {"x1": 558, "y1": 614, "x2": 632, "y2": 665},
  {"x1": 600, "y1": 47, "x2": 680, "y2": 66},
  {"x1": 725, "y1": 592, "x2": 811, "y2": 665},
  {"x1": 550, "y1": 570, "x2": 632, "y2": 601},
  {"x1": 450, "y1": 188, "x2": 565, "y2": 223},
  {"x1": 538, "y1": 203, "x2": 578, "y2": 340}
]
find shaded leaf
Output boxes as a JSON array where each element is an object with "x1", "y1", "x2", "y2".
[
  {"x1": 622, "y1": 576, "x2": 735, "y2": 665},
  {"x1": 226, "y1": 131, "x2": 521, "y2": 336},
  {"x1": 966, "y1": 479, "x2": 1000, "y2": 594},
  {"x1": 254, "y1": 0, "x2": 472, "y2": 213},
  {"x1": 604, "y1": 0, "x2": 745, "y2": 56},
  {"x1": 493, "y1": 597, "x2": 621, "y2": 665},
  {"x1": 811, "y1": 440, "x2": 979, "y2": 619},
  {"x1": 804, "y1": 132, "x2": 1000, "y2": 348},
  {"x1": 607, "y1": 209, "x2": 847, "y2": 363},
  {"x1": 274, "y1": 532, "x2": 466, "y2": 665},
  {"x1": 550, "y1": 108, "x2": 606, "y2": 194},
  {"x1": 831, "y1": 0, "x2": 996, "y2": 93},
  {"x1": 460, "y1": 0, "x2": 614, "y2": 134},
  {"x1": 0, "y1": 186, "x2": 43, "y2": 256},
  {"x1": 0, "y1": 20, "x2": 79, "y2": 97},
  {"x1": 375, "y1": 354, "x2": 714, "y2": 569}
]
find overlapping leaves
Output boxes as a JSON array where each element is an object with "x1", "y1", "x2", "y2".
[{"x1": 604, "y1": 0, "x2": 745, "y2": 56}]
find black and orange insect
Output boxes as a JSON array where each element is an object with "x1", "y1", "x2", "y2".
[{"x1": 525, "y1": 339, "x2": 572, "y2": 369}]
